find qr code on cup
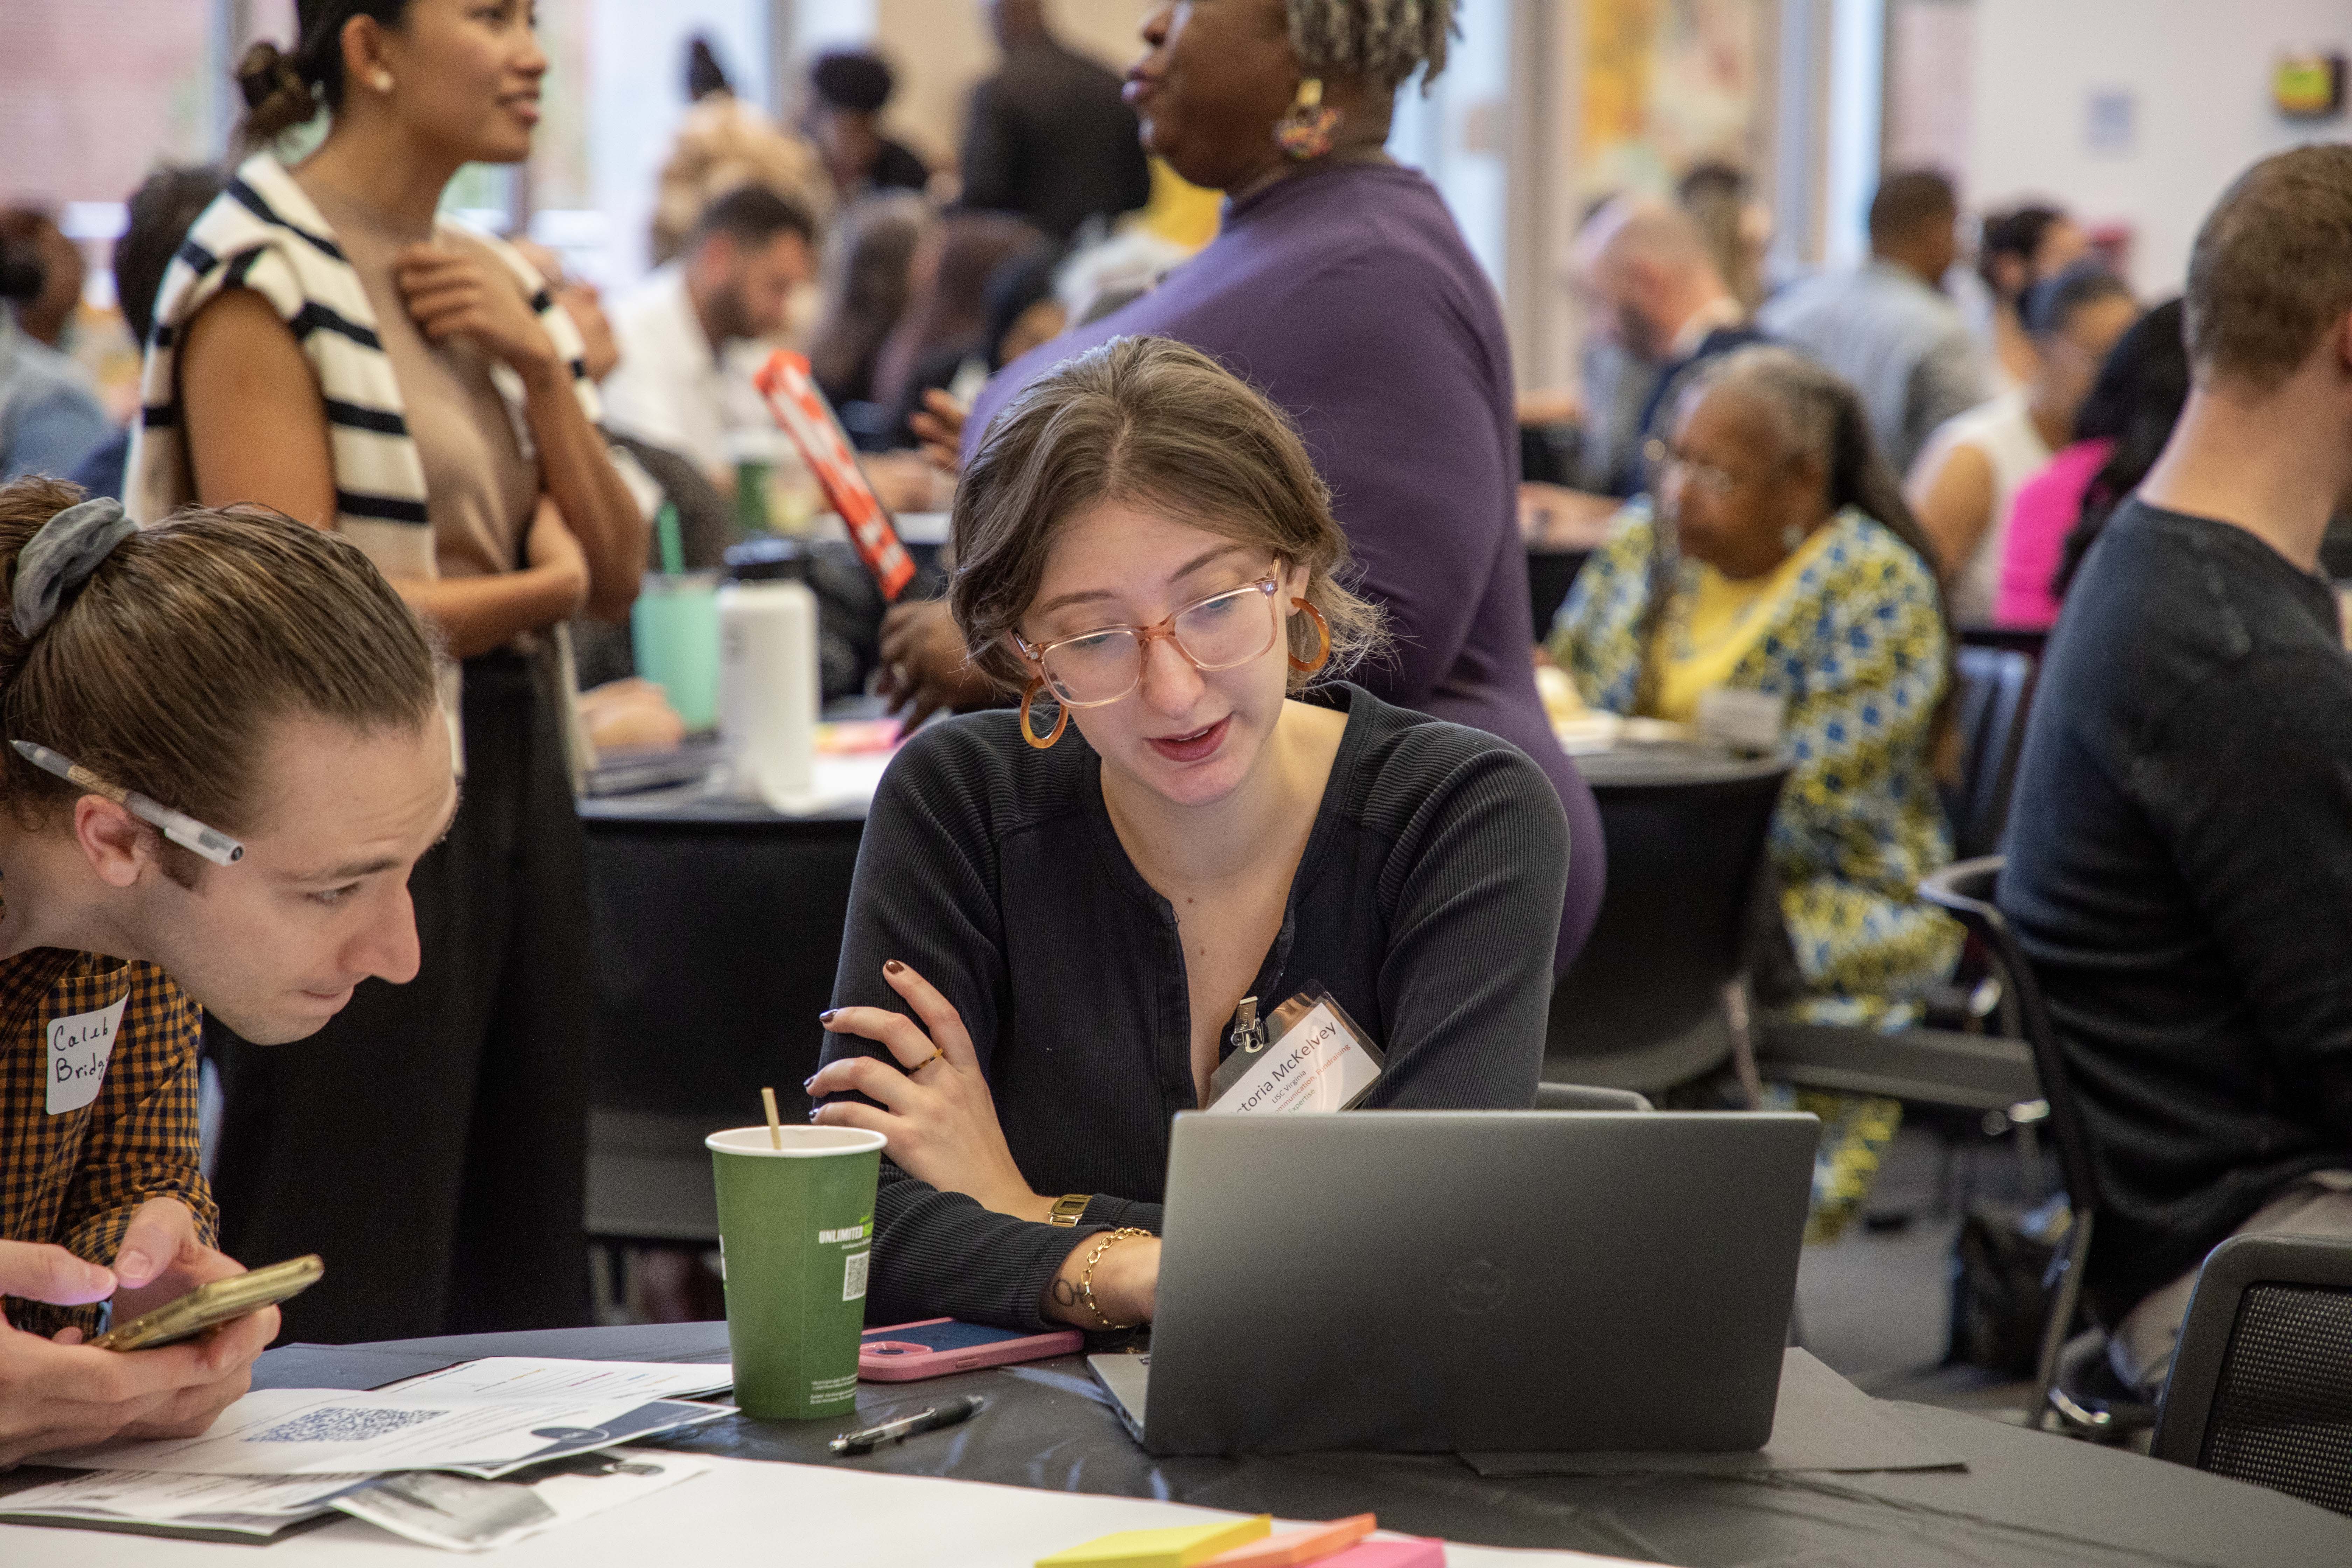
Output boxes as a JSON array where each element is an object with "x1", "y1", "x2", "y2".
[{"x1": 843, "y1": 1248, "x2": 870, "y2": 1303}]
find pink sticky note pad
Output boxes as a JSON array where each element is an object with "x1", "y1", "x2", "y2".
[{"x1": 1320, "y1": 1542, "x2": 1443, "y2": 1568}]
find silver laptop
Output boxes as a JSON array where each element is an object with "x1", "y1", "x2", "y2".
[{"x1": 1089, "y1": 1110, "x2": 1818, "y2": 1456}]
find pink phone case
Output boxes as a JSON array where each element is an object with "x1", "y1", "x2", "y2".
[{"x1": 858, "y1": 1318, "x2": 1085, "y2": 1381}]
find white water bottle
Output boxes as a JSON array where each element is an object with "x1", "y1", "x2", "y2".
[{"x1": 716, "y1": 578, "x2": 819, "y2": 810}]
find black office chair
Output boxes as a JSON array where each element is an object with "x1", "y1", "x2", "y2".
[
  {"x1": 1527, "y1": 549, "x2": 1592, "y2": 637},
  {"x1": 1542, "y1": 758, "x2": 1787, "y2": 1095},
  {"x1": 1943, "y1": 645, "x2": 2038, "y2": 862},
  {"x1": 1957, "y1": 624, "x2": 2049, "y2": 663},
  {"x1": 1918, "y1": 855, "x2": 2151, "y2": 1438},
  {"x1": 2153, "y1": 1234, "x2": 2352, "y2": 1516},
  {"x1": 1533, "y1": 1083, "x2": 1654, "y2": 1112}
]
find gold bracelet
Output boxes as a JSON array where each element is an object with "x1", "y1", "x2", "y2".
[{"x1": 1078, "y1": 1226, "x2": 1153, "y2": 1331}]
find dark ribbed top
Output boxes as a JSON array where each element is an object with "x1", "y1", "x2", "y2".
[{"x1": 817, "y1": 684, "x2": 1571, "y2": 1330}]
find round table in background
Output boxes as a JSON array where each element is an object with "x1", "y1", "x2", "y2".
[{"x1": 578, "y1": 780, "x2": 872, "y2": 1243}]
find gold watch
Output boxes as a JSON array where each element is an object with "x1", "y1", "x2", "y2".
[{"x1": 1047, "y1": 1194, "x2": 1091, "y2": 1227}]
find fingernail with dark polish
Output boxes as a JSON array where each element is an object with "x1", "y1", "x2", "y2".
[
  {"x1": 819, "y1": 1010, "x2": 839, "y2": 1024},
  {"x1": 884, "y1": 959, "x2": 906, "y2": 976},
  {"x1": 807, "y1": 1107, "x2": 821, "y2": 1122},
  {"x1": 802, "y1": 1075, "x2": 817, "y2": 1089}
]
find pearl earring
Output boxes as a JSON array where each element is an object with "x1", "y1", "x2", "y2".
[{"x1": 372, "y1": 70, "x2": 395, "y2": 92}]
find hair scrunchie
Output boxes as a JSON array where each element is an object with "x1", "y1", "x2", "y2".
[{"x1": 14, "y1": 497, "x2": 137, "y2": 640}]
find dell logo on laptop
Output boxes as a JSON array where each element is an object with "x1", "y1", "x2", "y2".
[{"x1": 1447, "y1": 1259, "x2": 1511, "y2": 1315}]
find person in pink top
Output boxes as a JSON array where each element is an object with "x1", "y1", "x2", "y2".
[
  {"x1": 1997, "y1": 439, "x2": 2114, "y2": 627},
  {"x1": 1996, "y1": 299, "x2": 2190, "y2": 628}
]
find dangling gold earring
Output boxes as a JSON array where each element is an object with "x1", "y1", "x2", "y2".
[
  {"x1": 1274, "y1": 78, "x2": 1342, "y2": 161},
  {"x1": 1287, "y1": 598, "x2": 1332, "y2": 675},
  {"x1": 1018, "y1": 676, "x2": 1068, "y2": 749}
]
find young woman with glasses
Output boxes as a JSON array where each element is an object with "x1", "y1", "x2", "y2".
[{"x1": 806, "y1": 336, "x2": 1571, "y2": 1333}]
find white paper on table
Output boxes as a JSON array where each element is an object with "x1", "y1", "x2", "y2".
[
  {"x1": 1, "y1": 1452, "x2": 1653, "y2": 1566},
  {"x1": 385, "y1": 1357, "x2": 734, "y2": 1403},
  {"x1": 332, "y1": 1449, "x2": 712, "y2": 1553},
  {"x1": 0, "y1": 1468, "x2": 372, "y2": 1538},
  {"x1": 41, "y1": 1388, "x2": 728, "y2": 1479}
]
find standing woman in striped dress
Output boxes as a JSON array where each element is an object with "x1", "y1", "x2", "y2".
[{"x1": 127, "y1": 0, "x2": 647, "y2": 1340}]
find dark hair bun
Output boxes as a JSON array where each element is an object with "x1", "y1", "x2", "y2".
[
  {"x1": 237, "y1": 40, "x2": 317, "y2": 139},
  {"x1": 687, "y1": 37, "x2": 732, "y2": 100}
]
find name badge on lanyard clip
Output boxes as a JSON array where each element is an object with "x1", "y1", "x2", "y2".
[{"x1": 1204, "y1": 981, "x2": 1385, "y2": 1115}]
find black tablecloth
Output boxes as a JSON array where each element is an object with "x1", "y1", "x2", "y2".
[
  {"x1": 583, "y1": 799, "x2": 863, "y2": 1128},
  {"x1": 261, "y1": 1323, "x2": 2352, "y2": 1568}
]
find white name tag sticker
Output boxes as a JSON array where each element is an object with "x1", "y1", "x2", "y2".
[
  {"x1": 1206, "y1": 998, "x2": 1382, "y2": 1115},
  {"x1": 1697, "y1": 687, "x2": 1787, "y2": 751},
  {"x1": 47, "y1": 993, "x2": 130, "y2": 1116}
]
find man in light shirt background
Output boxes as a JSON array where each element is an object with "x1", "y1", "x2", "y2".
[{"x1": 603, "y1": 187, "x2": 818, "y2": 494}]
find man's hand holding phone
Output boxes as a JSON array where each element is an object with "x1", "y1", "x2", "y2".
[{"x1": 0, "y1": 1199, "x2": 276, "y2": 1466}]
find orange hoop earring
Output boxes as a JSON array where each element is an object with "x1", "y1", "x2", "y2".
[
  {"x1": 1019, "y1": 676, "x2": 1068, "y2": 749},
  {"x1": 1287, "y1": 597, "x2": 1332, "y2": 675}
]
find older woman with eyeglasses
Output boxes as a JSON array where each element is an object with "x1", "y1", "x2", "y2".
[
  {"x1": 807, "y1": 337, "x2": 1569, "y2": 1334},
  {"x1": 1550, "y1": 346, "x2": 1961, "y2": 1035}
]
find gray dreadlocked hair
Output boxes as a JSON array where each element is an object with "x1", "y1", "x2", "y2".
[
  {"x1": 1283, "y1": 0, "x2": 1458, "y2": 91},
  {"x1": 1636, "y1": 345, "x2": 1958, "y2": 765}
]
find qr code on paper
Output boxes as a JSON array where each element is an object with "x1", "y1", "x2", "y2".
[
  {"x1": 843, "y1": 1248, "x2": 870, "y2": 1303},
  {"x1": 253, "y1": 1406, "x2": 446, "y2": 1444}
]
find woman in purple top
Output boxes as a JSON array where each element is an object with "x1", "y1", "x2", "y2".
[{"x1": 921, "y1": 0, "x2": 1602, "y2": 964}]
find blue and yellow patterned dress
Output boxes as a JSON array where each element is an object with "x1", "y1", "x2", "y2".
[{"x1": 1550, "y1": 502, "x2": 1962, "y2": 1029}]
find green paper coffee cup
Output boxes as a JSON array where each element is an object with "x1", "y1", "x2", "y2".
[{"x1": 707, "y1": 1125, "x2": 885, "y2": 1420}]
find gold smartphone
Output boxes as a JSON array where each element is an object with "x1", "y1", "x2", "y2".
[{"x1": 88, "y1": 1254, "x2": 324, "y2": 1352}]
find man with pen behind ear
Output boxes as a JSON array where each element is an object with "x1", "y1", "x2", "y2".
[{"x1": 0, "y1": 475, "x2": 453, "y2": 1466}]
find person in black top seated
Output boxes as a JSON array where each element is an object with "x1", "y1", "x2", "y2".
[
  {"x1": 808, "y1": 335, "x2": 1571, "y2": 1333},
  {"x1": 2001, "y1": 145, "x2": 2352, "y2": 1398}
]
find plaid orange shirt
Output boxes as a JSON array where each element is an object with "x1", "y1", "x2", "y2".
[{"x1": 0, "y1": 948, "x2": 215, "y2": 1337}]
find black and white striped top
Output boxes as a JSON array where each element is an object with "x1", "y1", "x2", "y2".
[{"x1": 126, "y1": 151, "x2": 597, "y2": 586}]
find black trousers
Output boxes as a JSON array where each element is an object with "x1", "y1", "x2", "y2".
[{"x1": 210, "y1": 652, "x2": 594, "y2": 1342}]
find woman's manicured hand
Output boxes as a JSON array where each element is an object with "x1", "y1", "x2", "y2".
[
  {"x1": 809, "y1": 961, "x2": 1045, "y2": 1220},
  {"x1": 396, "y1": 242, "x2": 556, "y2": 380}
]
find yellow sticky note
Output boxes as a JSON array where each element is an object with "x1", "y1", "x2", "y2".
[{"x1": 1038, "y1": 1516, "x2": 1273, "y2": 1568}]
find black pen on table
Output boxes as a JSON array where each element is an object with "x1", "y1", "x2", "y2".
[{"x1": 830, "y1": 1394, "x2": 986, "y2": 1456}]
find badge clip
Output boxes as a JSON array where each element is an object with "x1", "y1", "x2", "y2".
[{"x1": 1228, "y1": 995, "x2": 1269, "y2": 1056}]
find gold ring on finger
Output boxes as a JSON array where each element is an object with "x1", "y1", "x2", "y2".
[{"x1": 908, "y1": 1047, "x2": 947, "y2": 1073}]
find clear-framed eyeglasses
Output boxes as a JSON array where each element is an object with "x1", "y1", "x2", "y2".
[
  {"x1": 1645, "y1": 438, "x2": 1756, "y2": 499},
  {"x1": 1013, "y1": 570, "x2": 1285, "y2": 708}
]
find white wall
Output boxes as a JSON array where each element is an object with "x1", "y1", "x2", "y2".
[
  {"x1": 1968, "y1": 0, "x2": 2352, "y2": 298},
  {"x1": 1390, "y1": 0, "x2": 1513, "y2": 289}
]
